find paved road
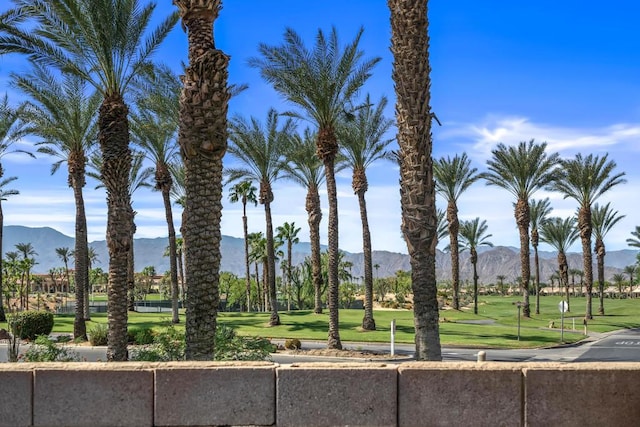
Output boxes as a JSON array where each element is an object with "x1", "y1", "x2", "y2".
[{"x1": 1, "y1": 329, "x2": 638, "y2": 363}]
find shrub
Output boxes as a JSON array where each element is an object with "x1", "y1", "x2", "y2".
[
  {"x1": 214, "y1": 324, "x2": 273, "y2": 361},
  {"x1": 128, "y1": 327, "x2": 155, "y2": 345},
  {"x1": 88, "y1": 323, "x2": 108, "y2": 346},
  {"x1": 14, "y1": 311, "x2": 54, "y2": 340},
  {"x1": 129, "y1": 325, "x2": 184, "y2": 362},
  {"x1": 284, "y1": 338, "x2": 301, "y2": 350},
  {"x1": 23, "y1": 336, "x2": 80, "y2": 362}
]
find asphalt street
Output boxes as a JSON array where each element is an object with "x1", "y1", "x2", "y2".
[{"x1": 3, "y1": 328, "x2": 639, "y2": 363}]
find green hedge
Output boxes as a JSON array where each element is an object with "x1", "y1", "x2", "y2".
[{"x1": 13, "y1": 311, "x2": 54, "y2": 340}]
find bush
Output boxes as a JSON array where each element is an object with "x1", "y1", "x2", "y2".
[
  {"x1": 129, "y1": 325, "x2": 184, "y2": 362},
  {"x1": 128, "y1": 327, "x2": 155, "y2": 345},
  {"x1": 88, "y1": 323, "x2": 108, "y2": 346},
  {"x1": 23, "y1": 336, "x2": 80, "y2": 362},
  {"x1": 14, "y1": 311, "x2": 54, "y2": 340},
  {"x1": 214, "y1": 324, "x2": 274, "y2": 361},
  {"x1": 284, "y1": 338, "x2": 301, "y2": 350}
]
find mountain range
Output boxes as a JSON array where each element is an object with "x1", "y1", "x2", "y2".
[{"x1": 2, "y1": 225, "x2": 636, "y2": 283}]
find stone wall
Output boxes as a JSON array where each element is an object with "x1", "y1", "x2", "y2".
[{"x1": 1, "y1": 361, "x2": 639, "y2": 426}]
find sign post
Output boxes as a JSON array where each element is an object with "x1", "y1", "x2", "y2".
[
  {"x1": 558, "y1": 300, "x2": 568, "y2": 343},
  {"x1": 513, "y1": 301, "x2": 523, "y2": 340},
  {"x1": 390, "y1": 319, "x2": 396, "y2": 356}
]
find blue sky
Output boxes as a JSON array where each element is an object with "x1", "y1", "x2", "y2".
[{"x1": 0, "y1": 1, "x2": 639, "y2": 256}]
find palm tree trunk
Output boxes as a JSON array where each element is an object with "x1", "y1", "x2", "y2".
[
  {"x1": 533, "y1": 243, "x2": 541, "y2": 315},
  {"x1": 323, "y1": 155, "x2": 342, "y2": 349},
  {"x1": 447, "y1": 201, "x2": 460, "y2": 310},
  {"x1": 287, "y1": 239, "x2": 292, "y2": 311},
  {"x1": 162, "y1": 188, "x2": 180, "y2": 324},
  {"x1": 596, "y1": 239, "x2": 605, "y2": 315},
  {"x1": 357, "y1": 188, "x2": 375, "y2": 330},
  {"x1": 559, "y1": 252, "x2": 570, "y2": 312},
  {"x1": 471, "y1": 250, "x2": 479, "y2": 315},
  {"x1": 578, "y1": 207, "x2": 594, "y2": 319},
  {"x1": 307, "y1": 186, "x2": 323, "y2": 314},
  {"x1": 99, "y1": 93, "x2": 132, "y2": 362},
  {"x1": 71, "y1": 166, "x2": 88, "y2": 341},
  {"x1": 515, "y1": 199, "x2": 531, "y2": 317},
  {"x1": 0, "y1": 199, "x2": 5, "y2": 322},
  {"x1": 264, "y1": 200, "x2": 280, "y2": 326},
  {"x1": 128, "y1": 218, "x2": 136, "y2": 312},
  {"x1": 389, "y1": 0, "x2": 442, "y2": 361},
  {"x1": 178, "y1": 1, "x2": 229, "y2": 360},
  {"x1": 242, "y1": 203, "x2": 251, "y2": 312}
]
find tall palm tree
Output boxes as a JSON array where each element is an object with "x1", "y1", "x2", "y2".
[
  {"x1": 1, "y1": 0, "x2": 177, "y2": 361},
  {"x1": 529, "y1": 198, "x2": 552, "y2": 314},
  {"x1": 592, "y1": 202, "x2": 625, "y2": 315},
  {"x1": 276, "y1": 221, "x2": 301, "y2": 311},
  {"x1": 458, "y1": 218, "x2": 493, "y2": 315},
  {"x1": 483, "y1": 140, "x2": 559, "y2": 317},
  {"x1": 130, "y1": 67, "x2": 181, "y2": 324},
  {"x1": 548, "y1": 153, "x2": 626, "y2": 319},
  {"x1": 226, "y1": 109, "x2": 296, "y2": 326},
  {"x1": 389, "y1": 0, "x2": 442, "y2": 360},
  {"x1": 250, "y1": 26, "x2": 379, "y2": 349},
  {"x1": 281, "y1": 129, "x2": 326, "y2": 314},
  {"x1": 15, "y1": 66, "x2": 100, "y2": 340},
  {"x1": 539, "y1": 217, "x2": 579, "y2": 312},
  {"x1": 338, "y1": 94, "x2": 394, "y2": 330},
  {"x1": 0, "y1": 176, "x2": 19, "y2": 322},
  {"x1": 173, "y1": 0, "x2": 229, "y2": 361},
  {"x1": 228, "y1": 180, "x2": 258, "y2": 312},
  {"x1": 434, "y1": 152, "x2": 481, "y2": 311}
]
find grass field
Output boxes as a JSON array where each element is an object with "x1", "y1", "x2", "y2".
[{"x1": 3, "y1": 295, "x2": 639, "y2": 349}]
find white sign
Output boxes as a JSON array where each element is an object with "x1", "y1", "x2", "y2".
[{"x1": 558, "y1": 301, "x2": 568, "y2": 313}]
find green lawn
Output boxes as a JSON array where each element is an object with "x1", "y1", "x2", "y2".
[{"x1": 4, "y1": 295, "x2": 640, "y2": 349}]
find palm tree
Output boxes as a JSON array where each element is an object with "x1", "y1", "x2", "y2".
[
  {"x1": 626, "y1": 226, "x2": 640, "y2": 249},
  {"x1": 539, "y1": 217, "x2": 579, "y2": 312},
  {"x1": 0, "y1": 176, "x2": 19, "y2": 322},
  {"x1": 55, "y1": 247, "x2": 72, "y2": 296},
  {"x1": 226, "y1": 109, "x2": 296, "y2": 326},
  {"x1": 548, "y1": 153, "x2": 626, "y2": 319},
  {"x1": 250, "y1": 26, "x2": 379, "y2": 349},
  {"x1": 88, "y1": 151, "x2": 153, "y2": 314},
  {"x1": 389, "y1": 0, "x2": 442, "y2": 360},
  {"x1": 529, "y1": 198, "x2": 552, "y2": 314},
  {"x1": 612, "y1": 273, "x2": 626, "y2": 297},
  {"x1": 173, "y1": 0, "x2": 230, "y2": 360},
  {"x1": 248, "y1": 231, "x2": 267, "y2": 312},
  {"x1": 623, "y1": 265, "x2": 637, "y2": 298},
  {"x1": 130, "y1": 67, "x2": 181, "y2": 324},
  {"x1": 14, "y1": 66, "x2": 100, "y2": 340},
  {"x1": 496, "y1": 275, "x2": 506, "y2": 295},
  {"x1": 459, "y1": 218, "x2": 493, "y2": 314},
  {"x1": 276, "y1": 222, "x2": 301, "y2": 311},
  {"x1": 592, "y1": 202, "x2": 625, "y2": 314},
  {"x1": 338, "y1": 94, "x2": 394, "y2": 330},
  {"x1": 434, "y1": 152, "x2": 481, "y2": 311},
  {"x1": 1, "y1": 0, "x2": 177, "y2": 361},
  {"x1": 483, "y1": 140, "x2": 559, "y2": 317},
  {"x1": 228, "y1": 180, "x2": 258, "y2": 312},
  {"x1": 15, "y1": 242, "x2": 37, "y2": 310},
  {"x1": 436, "y1": 208, "x2": 449, "y2": 245},
  {"x1": 281, "y1": 129, "x2": 326, "y2": 314}
]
